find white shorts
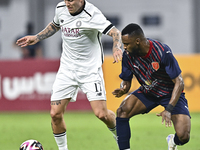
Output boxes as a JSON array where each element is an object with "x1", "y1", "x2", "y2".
[{"x1": 51, "y1": 67, "x2": 106, "y2": 102}]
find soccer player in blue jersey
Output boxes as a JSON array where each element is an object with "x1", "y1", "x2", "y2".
[{"x1": 112, "y1": 23, "x2": 191, "y2": 150}]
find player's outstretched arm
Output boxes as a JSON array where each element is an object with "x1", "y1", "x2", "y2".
[
  {"x1": 112, "y1": 80, "x2": 131, "y2": 98},
  {"x1": 16, "y1": 22, "x2": 60, "y2": 47},
  {"x1": 107, "y1": 27, "x2": 123, "y2": 63}
]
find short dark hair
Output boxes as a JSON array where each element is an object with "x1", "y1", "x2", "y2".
[{"x1": 122, "y1": 23, "x2": 144, "y2": 37}]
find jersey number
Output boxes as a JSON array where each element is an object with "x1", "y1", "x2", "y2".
[{"x1": 94, "y1": 83, "x2": 102, "y2": 92}]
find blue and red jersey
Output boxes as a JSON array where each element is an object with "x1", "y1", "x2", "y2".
[{"x1": 119, "y1": 38, "x2": 181, "y2": 98}]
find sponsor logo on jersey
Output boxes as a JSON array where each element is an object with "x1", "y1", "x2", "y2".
[
  {"x1": 61, "y1": 27, "x2": 81, "y2": 37},
  {"x1": 145, "y1": 79, "x2": 152, "y2": 86},
  {"x1": 143, "y1": 79, "x2": 158, "y2": 90},
  {"x1": 151, "y1": 62, "x2": 160, "y2": 71}
]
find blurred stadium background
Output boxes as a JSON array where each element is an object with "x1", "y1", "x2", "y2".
[
  {"x1": 0, "y1": 0, "x2": 200, "y2": 149},
  {"x1": 1, "y1": 0, "x2": 200, "y2": 59}
]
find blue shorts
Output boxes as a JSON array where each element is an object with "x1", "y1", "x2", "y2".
[{"x1": 132, "y1": 88, "x2": 191, "y2": 117}]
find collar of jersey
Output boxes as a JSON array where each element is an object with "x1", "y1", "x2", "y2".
[{"x1": 142, "y1": 40, "x2": 153, "y2": 59}]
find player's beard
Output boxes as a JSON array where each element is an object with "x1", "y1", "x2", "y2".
[{"x1": 129, "y1": 48, "x2": 140, "y2": 57}]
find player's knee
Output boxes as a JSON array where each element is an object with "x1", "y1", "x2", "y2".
[
  {"x1": 116, "y1": 107, "x2": 128, "y2": 118},
  {"x1": 50, "y1": 110, "x2": 63, "y2": 123},
  {"x1": 94, "y1": 111, "x2": 107, "y2": 122},
  {"x1": 180, "y1": 133, "x2": 190, "y2": 144},
  {"x1": 177, "y1": 132, "x2": 190, "y2": 144}
]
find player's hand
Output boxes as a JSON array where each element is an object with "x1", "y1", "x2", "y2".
[
  {"x1": 113, "y1": 48, "x2": 122, "y2": 63},
  {"x1": 112, "y1": 85, "x2": 127, "y2": 97},
  {"x1": 16, "y1": 35, "x2": 38, "y2": 47},
  {"x1": 156, "y1": 110, "x2": 172, "y2": 127}
]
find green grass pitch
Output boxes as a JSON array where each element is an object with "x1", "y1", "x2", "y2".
[{"x1": 0, "y1": 111, "x2": 199, "y2": 150}]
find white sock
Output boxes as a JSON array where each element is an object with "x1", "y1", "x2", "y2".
[
  {"x1": 54, "y1": 132, "x2": 68, "y2": 150},
  {"x1": 109, "y1": 126, "x2": 117, "y2": 137}
]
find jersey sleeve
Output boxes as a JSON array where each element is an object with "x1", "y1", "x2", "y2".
[
  {"x1": 119, "y1": 52, "x2": 134, "y2": 81},
  {"x1": 52, "y1": 3, "x2": 63, "y2": 28},
  {"x1": 161, "y1": 45, "x2": 181, "y2": 79},
  {"x1": 89, "y1": 7, "x2": 114, "y2": 34}
]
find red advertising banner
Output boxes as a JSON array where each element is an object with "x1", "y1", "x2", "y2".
[{"x1": 0, "y1": 59, "x2": 91, "y2": 111}]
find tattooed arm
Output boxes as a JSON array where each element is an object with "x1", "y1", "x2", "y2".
[
  {"x1": 36, "y1": 22, "x2": 60, "y2": 41},
  {"x1": 107, "y1": 27, "x2": 123, "y2": 63},
  {"x1": 16, "y1": 22, "x2": 60, "y2": 47}
]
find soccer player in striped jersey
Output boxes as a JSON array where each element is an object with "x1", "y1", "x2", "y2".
[
  {"x1": 16, "y1": 0, "x2": 122, "y2": 150},
  {"x1": 112, "y1": 23, "x2": 191, "y2": 150}
]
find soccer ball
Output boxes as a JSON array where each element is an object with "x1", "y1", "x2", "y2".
[{"x1": 19, "y1": 139, "x2": 44, "y2": 150}]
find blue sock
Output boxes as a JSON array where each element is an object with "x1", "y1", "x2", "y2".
[
  {"x1": 174, "y1": 133, "x2": 185, "y2": 145},
  {"x1": 116, "y1": 117, "x2": 130, "y2": 150}
]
